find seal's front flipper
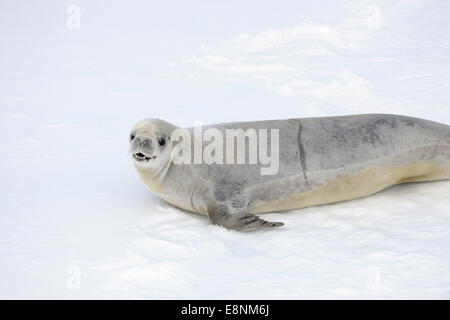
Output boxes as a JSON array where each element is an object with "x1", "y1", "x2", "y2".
[
  {"x1": 207, "y1": 205, "x2": 284, "y2": 232},
  {"x1": 228, "y1": 213, "x2": 284, "y2": 232}
]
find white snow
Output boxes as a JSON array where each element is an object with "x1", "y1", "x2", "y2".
[{"x1": 0, "y1": 0, "x2": 449, "y2": 299}]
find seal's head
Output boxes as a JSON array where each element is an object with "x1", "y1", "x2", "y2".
[{"x1": 129, "y1": 119, "x2": 177, "y2": 172}]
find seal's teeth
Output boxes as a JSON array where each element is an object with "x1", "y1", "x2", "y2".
[
  {"x1": 133, "y1": 152, "x2": 156, "y2": 161},
  {"x1": 133, "y1": 152, "x2": 148, "y2": 161}
]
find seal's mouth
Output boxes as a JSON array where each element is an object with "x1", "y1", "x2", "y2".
[{"x1": 133, "y1": 152, "x2": 156, "y2": 161}]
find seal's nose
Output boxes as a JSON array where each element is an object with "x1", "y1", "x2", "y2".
[{"x1": 139, "y1": 138, "x2": 150, "y2": 148}]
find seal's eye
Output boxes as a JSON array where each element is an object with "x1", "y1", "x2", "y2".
[
  {"x1": 158, "y1": 137, "x2": 166, "y2": 147},
  {"x1": 130, "y1": 134, "x2": 135, "y2": 141}
]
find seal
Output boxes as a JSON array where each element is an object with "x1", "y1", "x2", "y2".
[{"x1": 129, "y1": 114, "x2": 450, "y2": 231}]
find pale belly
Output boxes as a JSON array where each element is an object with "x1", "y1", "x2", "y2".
[{"x1": 247, "y1": 162, "x2": 450, "y2": 214}]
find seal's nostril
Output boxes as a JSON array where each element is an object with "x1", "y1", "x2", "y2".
[{"x1": 139, "y1": 139, "x2": 150, "y2": 147}]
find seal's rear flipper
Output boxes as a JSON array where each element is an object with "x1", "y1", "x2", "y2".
[{"x1": 207, "y1": 204, "x2": 284, "y2": 232}]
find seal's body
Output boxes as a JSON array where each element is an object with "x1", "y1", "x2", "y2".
[{"x1": 130, "y1": 114, "x2": 450, "y2": 231}]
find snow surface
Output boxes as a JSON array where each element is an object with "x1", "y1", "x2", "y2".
[{"x1": 1, "y1": 0, "x2": 450, "y2": 299}]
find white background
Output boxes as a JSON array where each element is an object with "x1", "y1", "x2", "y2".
[{"x1": 0, "y1": 0, "x2": 449, "y2": 298}]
